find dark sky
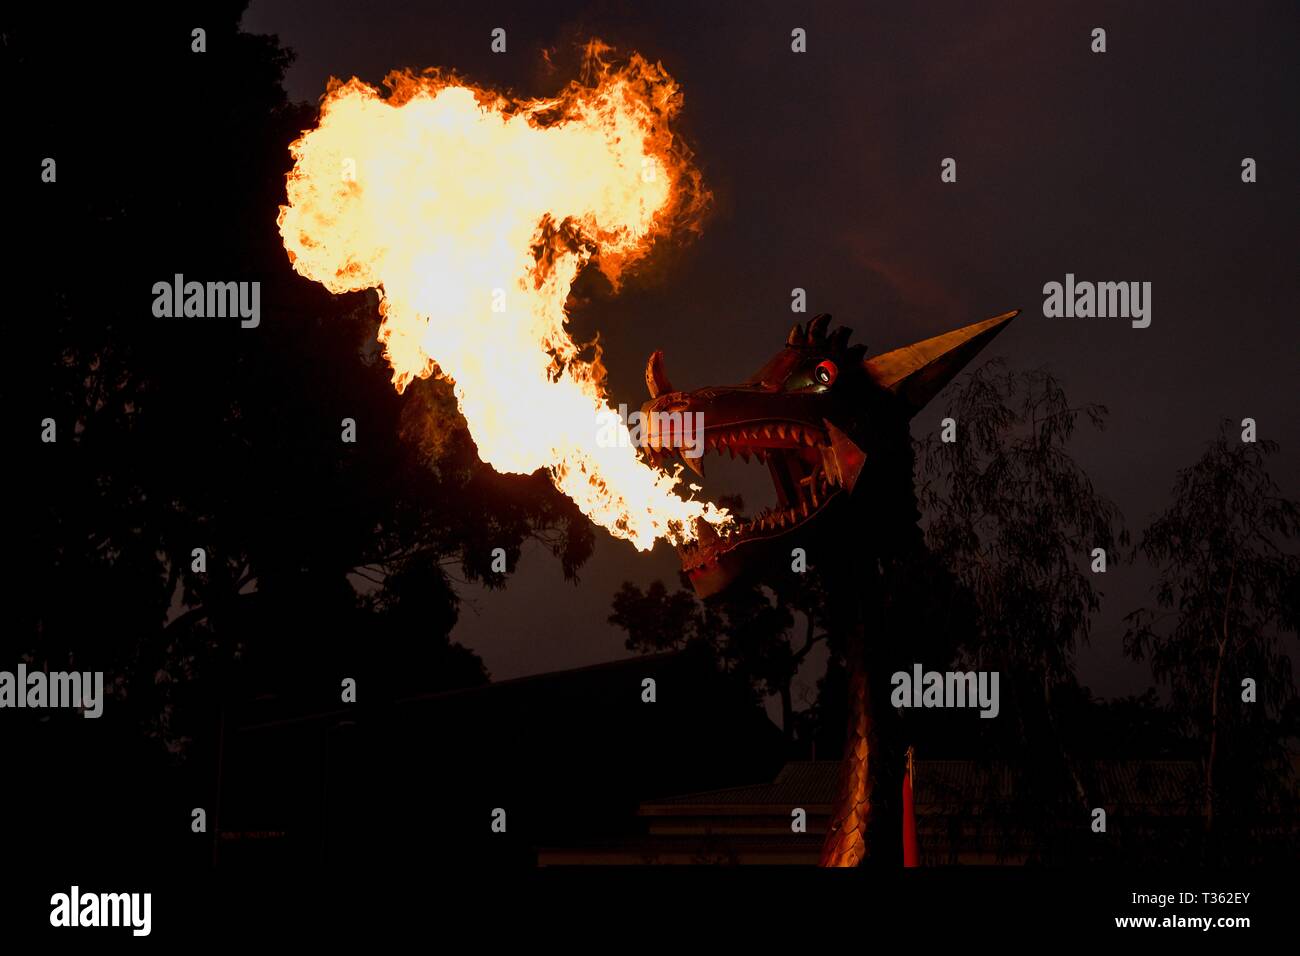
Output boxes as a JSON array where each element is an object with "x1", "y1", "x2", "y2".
[{"x1": 243, "y1": 0, "x2": 1298, "y2": 708}]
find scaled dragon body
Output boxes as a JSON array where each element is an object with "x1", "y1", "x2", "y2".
[{"x1": 639, "y1": 310, "x2": 1017, "y2": 865}]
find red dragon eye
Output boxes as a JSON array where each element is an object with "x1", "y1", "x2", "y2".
[{"x1": 814, "y1": 360, "x2": 838, "y2": 386}]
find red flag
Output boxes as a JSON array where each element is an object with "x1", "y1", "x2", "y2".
[{"x1": 903, "y1": 747, "x2": 919, "y2": 867}]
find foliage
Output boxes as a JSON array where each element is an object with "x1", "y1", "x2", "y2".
[{"x1": 1124, "y1": 421, "x2": 1300, "y2": 857}]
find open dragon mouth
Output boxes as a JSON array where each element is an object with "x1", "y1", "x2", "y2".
[
  {"x1": 636, "y1": 407, "x2": 868, "y2": 595},
  {"x1": 643, "y1": 420, "x2": 847, "y2": 544}
]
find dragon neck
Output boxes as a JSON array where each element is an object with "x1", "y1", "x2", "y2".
[
  {"x1": 819, "y1": 619, "x2": 873, "y2": 866},
  {"x1": 817, "y1": 475, "x2": 916, "y2": 867}
]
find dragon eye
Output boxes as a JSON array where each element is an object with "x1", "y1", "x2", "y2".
[{"x1": 814, "y1": 360, "x2": 838, "y2": 386}]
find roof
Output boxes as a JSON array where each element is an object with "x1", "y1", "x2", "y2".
[
  {"x1": 1083, "y1": 760, "x2": 1200, "y2": 806},
  {"x1": 649, "y1": 760, "x2": 840, "y2": 808},
  {"x1": 644, "y1": 759, "x2": 1201, "y2": 811}
]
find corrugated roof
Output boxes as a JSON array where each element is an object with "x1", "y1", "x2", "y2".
[
  {"x1": 1086, "y1": 759, "x2": 1199, "y2": 805},
  {"x1": 649, "y1": 759, "x2": 1201, "y2": 809},
  {"x1": 647, "y1": 761, "x2": 836, "y2": 807}
]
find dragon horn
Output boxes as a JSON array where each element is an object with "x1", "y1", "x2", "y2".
[{"x1": 863, "y1": 310, "x2": 1019, "y2": 416}]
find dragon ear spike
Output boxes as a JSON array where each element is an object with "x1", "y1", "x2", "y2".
[
  {"x1": 645, "y1": 349, "x2": 674, "y2": 399},
  {"x1": 806, "y1": 313, "x2": 832, "y2": 343},
  {"x1": 787, "y1": 322, "x2": 805, "y2": 346},
  {"x1": 827, "y1": 326, "x2": 852, "y2": 351},
  {"x1": 864, "y1": 310, "x2": 1020, "y2": 417}
]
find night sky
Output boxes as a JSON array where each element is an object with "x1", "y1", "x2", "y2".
[{"x1": 244, "y1": 0, "x2": 1298, "y2": 706}]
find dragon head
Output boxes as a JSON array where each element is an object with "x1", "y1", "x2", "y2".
[{"x1": 640, "y1": 310, "x2": 1018, "y2": 596}]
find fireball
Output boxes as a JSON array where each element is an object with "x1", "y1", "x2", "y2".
[{"x1": 278, "y1": 44, "x2": 728, "y2": 549}]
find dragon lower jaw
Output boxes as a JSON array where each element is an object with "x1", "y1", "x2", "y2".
[{"x1": 641, "y1": 418, "x2": 864, "y2": 595}]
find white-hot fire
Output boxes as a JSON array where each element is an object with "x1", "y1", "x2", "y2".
[{"x1": 278, "y1": 45, "x2": 728, "y2": 549}]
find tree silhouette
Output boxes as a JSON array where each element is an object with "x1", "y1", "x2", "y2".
[
  {"x1": 914, "y1": 361, "x2": 1128, "y2": 858},
  {"x1": 1124, "y1": 420, "x2": 1299, "y2": 859},
  {"x1": 9, "y1": 4, "x2": 595, "y2": 870},
  {"x1": 609, "y1": 495, "x2": 829, "y2": 744}
]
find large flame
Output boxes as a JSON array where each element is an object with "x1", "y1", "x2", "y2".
[{"x1": 278, "y1": 44, "x2": 728, "y2": 549}]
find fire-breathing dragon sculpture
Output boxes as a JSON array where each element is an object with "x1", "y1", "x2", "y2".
[{"x1": 639, "y1": 309, "x2": 1018, "y2": 865}]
